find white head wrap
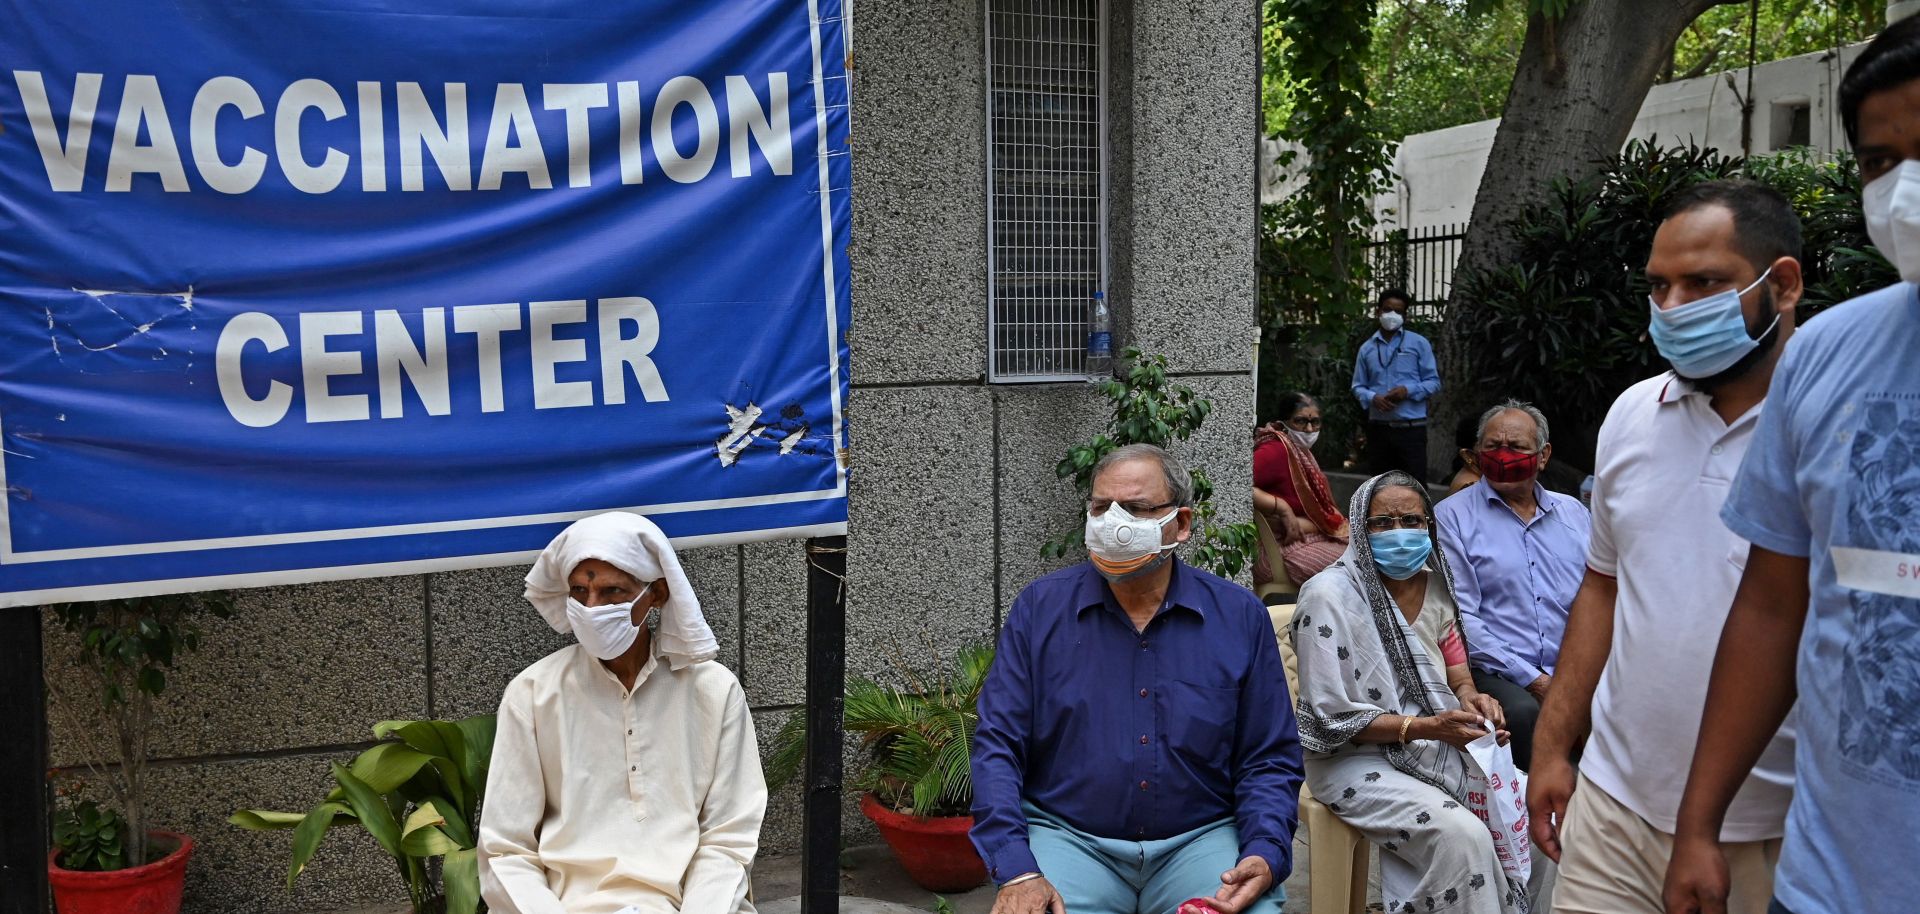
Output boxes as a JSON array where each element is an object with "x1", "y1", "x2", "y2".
[{"x1": 524, "y1": 512, "x2": 719, "y2": 670}]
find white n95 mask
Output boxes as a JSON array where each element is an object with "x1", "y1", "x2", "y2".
[
  {"x1": 1865, "y1": 160, "x2": 1920, "y2": 285},
  {"x1": 565, "y1": 597, "x2": 660, "y2": 660},
  {"x1": 1085, "y1": 503, "x2": 1179, "y2": 581}
]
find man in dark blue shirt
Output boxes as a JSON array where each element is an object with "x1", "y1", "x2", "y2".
[{"x1": 970, "y1": 444, "x2": 1303, "y2": 914}]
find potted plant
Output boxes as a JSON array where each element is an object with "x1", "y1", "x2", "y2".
[
  {"x1": 43, "y1": 591, "x2": 232, "y2": 914},
  {"x1": 231, "y1": 715, "x2": 496, "y2": 914},
  {"x1": 769, "y1": 644, "x2": 992, "y2": 893}
]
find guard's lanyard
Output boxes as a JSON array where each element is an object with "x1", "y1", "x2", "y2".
[{"x1": 1375, "y1": 335, "x2": 1404, "y2": 372}]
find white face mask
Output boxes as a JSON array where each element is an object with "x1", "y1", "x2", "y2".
[
  {"x1": 1379, "y1": 311, "x2": 1405, "y2": 332},
  {"x1": 1285, "y1": 426, "x2": 1321, "y2": 450},
  {"x1": 1085, "y1": 502, "x2": 1180, "y2": 581},
  {"x1": 1865, "y1": 160, "x2": 1920, "y2": 285},
  {"x1": 565, "y1": 595, "x2": 660, "y2": 660}
]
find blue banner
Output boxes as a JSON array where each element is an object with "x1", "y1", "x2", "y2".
[{"x1": 0, "y1": 0, "x2": 852, "y2": 606}]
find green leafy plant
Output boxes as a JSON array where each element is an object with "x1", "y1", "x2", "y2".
[
  {"x1": 1452, "y1": 139, "x2": 1896, "y2": 472},
  {"x1": 1040, "y1": 348, "x2": 1256, "y2": 579},
  {"x1": 767, "y1": 645, "x2": 991, "y2": 819},
  {"x1": 1743, "y1": 147, "x2": 1898, "y2": 318},
  {"x1": 1259, "y1": 0, "x2": 1396, "y2": 463},
  {"x1": 46, "y1": 591, "x2": 233, "y2": 869},
  {"x1": 51, "y1": 800, "x2": 128, "y2": 872},
  {"x1": 231, "y1": 716, "x2": 496, "y2": 914}
]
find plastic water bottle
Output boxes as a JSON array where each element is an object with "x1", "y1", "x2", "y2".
[{"x1": 1086, "y1": 291, "x2": 1113, "y2": 380}]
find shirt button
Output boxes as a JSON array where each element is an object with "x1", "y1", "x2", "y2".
[
  {"x1": 1140, "y1": 735, "x2": 1149, "y2": 744},
  {"x1": 1139, "y1": 640, "x2": 1148, "y2": 648},
  {"x1": 1711, "y1": 444, "x2": 1724, "y2": 455},
  {"x1": 1139, "y1": 688, "x2": 1148, "y2": 697},
  {"x1": 631, "y1": 765, "x2": 637, "y2": 772},
  {"x1": 1139, "y1": 780, "x2": 1149, "y2": 790}
]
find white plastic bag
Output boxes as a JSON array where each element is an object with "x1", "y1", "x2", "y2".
[{"x1": 1463, "y1": 728, "x2": 1532, "y2": 886}]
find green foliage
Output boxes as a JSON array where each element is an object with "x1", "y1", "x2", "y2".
[
  {"x1": 767, "y1": 645, "x2": 993, "y2": 819},
  {"x1": 52, "y1": 800, "x2": 128, "y2": 872},
  {"x1": 1270, "y1": 0, "x2": 1886, "y2": 143},
  {"x1": 1260, "y1": 0, "x2": 1396, "y2": 472},
  {"x1": 1366, "y1": 2, "x2": 1528, "y2": 141},
  {"x1": 50, "y1": 591, "x2": 233, "y2": 713},
  {"x1": 1453, "y1": 140, "x2": 1896, "y2": 471},
  {"x1": 47, "y1": 590, "x2": 232, "y2": 869},
  {"x1": 232, "y1": 716, "x2": 497, "y2": 914},
  {"x1": 1039, "y1": 348, "x2": 1256, "y2": 579},
  {"x1": 1263, "y1": 0, "x2": 1395, "y2": 306},
  {"x1": 1672, "y1": 0, "x2": 1880, "y2": 84},
  {"x1": 1744, "y1": 148, "x2": 1898, "y2": 315}
]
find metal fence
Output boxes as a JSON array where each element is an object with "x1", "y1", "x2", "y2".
[
  {"x1": 985, "y1": 0, "x2": 1108, "y2": 382},
  {"x1": 1362, "y1": 222, "x2": 1466, "y2": 321}
]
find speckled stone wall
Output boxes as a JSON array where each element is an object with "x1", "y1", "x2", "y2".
[{"x1": 38, "y1": 2, "x2": 1258, "y2": 910}]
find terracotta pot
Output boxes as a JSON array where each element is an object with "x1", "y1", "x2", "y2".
[
  {"x1": 859, "y1": 793, "x2": 988, "y2": 893},
  {"x1": 48, "y1": 830, "x2": 193, "y2": 914}
]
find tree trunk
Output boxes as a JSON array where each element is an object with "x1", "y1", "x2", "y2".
[{"x1": 1437, "y1": 0, "x2": 1740, "y2": 470}]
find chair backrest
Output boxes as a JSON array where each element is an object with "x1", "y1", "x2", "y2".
[
  {"x1": 1267, "y1": 602, "x2": 1301, "y2": 702},
  {"x1": 1252, "y1": 511, "x2": 1298, "y2": 600}
]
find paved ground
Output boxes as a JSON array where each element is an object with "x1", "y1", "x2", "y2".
[
  {"x1": 752, "y1": 835, "x2": 1382, "y2": 914},
  {"x1": 334, "y1": 834, "x2": 1563, "y2": 914}
]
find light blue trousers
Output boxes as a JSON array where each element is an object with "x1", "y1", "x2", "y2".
[{"x1": 1024, "y1": 803, "x2": 1286, "y2": 914}]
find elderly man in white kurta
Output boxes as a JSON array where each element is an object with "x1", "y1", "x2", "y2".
[{"x1": 478, "y1": 512, "x2": 766, "y2": 914}]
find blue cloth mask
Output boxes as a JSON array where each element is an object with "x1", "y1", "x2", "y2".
[
  {"x1": 1368, "y1": 529, "x2": 1432, "y2": 580},
  {"x1": 1646, "y1": 267, "x2": 1776, "y2": 379}
]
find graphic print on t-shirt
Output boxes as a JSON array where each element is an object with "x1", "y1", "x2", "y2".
[{"x1": 1839, "y1": 396, "x2": 1920, "y2": 784}]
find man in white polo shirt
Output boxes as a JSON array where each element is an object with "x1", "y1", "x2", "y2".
[{"x1": 1524, "y1": 179, "x2": 1803, "y2": 914}]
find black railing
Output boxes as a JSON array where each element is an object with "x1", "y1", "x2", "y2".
[{"x1": 1362, "y1": 222, "x2": 1467, "y2": 321}]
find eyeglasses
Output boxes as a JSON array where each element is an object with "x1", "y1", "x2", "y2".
[
  {"x1": 1363, "y1": 513, "x2": 1429, "y2": 533},
  {"x1": 1286, "y1": 416, "x2": 1324, "y2": 431},
  {"x1": 1089, "y1": 499, "x2": 1175, "y2": 517}
]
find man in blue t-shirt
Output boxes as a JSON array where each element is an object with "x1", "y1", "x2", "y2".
[{"x1": 1666, "y1": 16, "x2": 1920, "y2": 914}]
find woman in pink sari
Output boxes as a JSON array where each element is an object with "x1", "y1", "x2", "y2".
[{"x1": 1254, "y1": 392, "x2": 1351, "y2": 586}]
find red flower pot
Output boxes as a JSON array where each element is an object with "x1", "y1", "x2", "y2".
[
  {"x1": 860, "y1": 793, "x2": 988, "y2": 893},
  {"x1": 49, "y1": 831, "x2": 193, "y2": 914}
]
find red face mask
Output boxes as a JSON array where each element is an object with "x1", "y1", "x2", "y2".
[{"x1": 1477, "y1": 447, "x2": 1540, "y2": 484}]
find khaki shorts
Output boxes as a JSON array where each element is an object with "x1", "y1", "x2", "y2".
[{"x1": 1553, "y1": 773, "x2": 1780, "y2": 914}]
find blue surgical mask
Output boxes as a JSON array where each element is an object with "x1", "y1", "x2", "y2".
[
  {"x1": 1368, "y1": 529, "x2": 1432, "y2": 580},
  {"x1": 1646, "y1": 267, "x2": 1776, "y2": 379}
]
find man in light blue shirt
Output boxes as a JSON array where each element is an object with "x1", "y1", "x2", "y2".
[
  {"x1": 1351, "y1": 289, "x2": 1442, "y2": 482},
  {"x1": 1435, "y1": 400, "x2": 1590, "y2": 771},
  {"x1": 1667, "y1": 18, "x2": 1920, "y2": 914}
]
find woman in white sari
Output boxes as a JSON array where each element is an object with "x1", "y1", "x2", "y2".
[{"x1": 1291, "y1": 471, "x2": 1528, "y2": 914}]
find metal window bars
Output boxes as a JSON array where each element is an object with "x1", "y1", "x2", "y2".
[{"x1": 985, "y1": 0, "x2": 1108, "y2": 382}]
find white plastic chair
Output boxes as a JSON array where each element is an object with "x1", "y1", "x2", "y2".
[{"x1": 1269, "y1": 602, "x2": 1370, "y2": 914}]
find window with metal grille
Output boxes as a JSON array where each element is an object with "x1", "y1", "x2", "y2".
[{"x1": 986, "y1": 0, "x2": 1107, "y2": 382}]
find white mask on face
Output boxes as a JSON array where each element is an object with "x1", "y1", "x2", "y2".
[
  {"x1": 1285, "y1": 426, "x2": 1321, "y2": 450},
  {"x1": 1085, "y1": 503, "x2": 1180, "y2": 581},
  {"x1": 1865, "y1": 160, "x2": 1920, "y2": 285},
  {"x1": 1379, "y1": 311, "x2": 1406, "y2": 332},
  {"x1": 565, "y1": 594, "x2": 660, "y2": 660}
]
